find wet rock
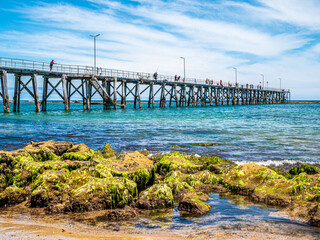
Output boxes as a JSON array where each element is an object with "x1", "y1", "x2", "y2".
[
  {"x1": 178, "y1": 193, "x2": 211, "y2": 216},
  {"x1": 100, "y1": 143, "x2": 116, "y2": 158},
  {"x1": 105, "y1": 151, "x2": 155, "y2": 189},
  {"x1": 134, "y1": 183, "x2": 174, "y2": 209},
  {"x1": 24, "y1": 140, "x2": 73, "y2": 156},
  {"x1": 62, "y1": 143, "x2": 95, "y2": 161},
  {"x1": 30, "y1": 169, "x2": 70, "y2": 210},
  {"x1": 191, "y1": 143, "x2": 214, "y2": 147},
  {"x1": 70, "y1": 177, "x2": 137, "y2": 212},
  {"x1": 96, "y1": 206, "x2": 137, "y2": 221},
  {"x1": 289, "y1": 164, "x2": 320, "y2": 177},
  {"x1": 0, "y1": 186, "x2": 27, "y2": 207},
  {"x1": 137, "y1": 150, "x2": 149, "y2": 156},
  {"x1": 156, "y1": 152, "x2": 204, "y2": 174},
  {"x1": 169, "y1": 144, "x2": 183, "y2": 148},
  {"x1": 163, "y1": 171, "x2": 192, "y2": 201}
]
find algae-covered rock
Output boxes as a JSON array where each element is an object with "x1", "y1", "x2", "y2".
[
  {"x1": 164, "y1": 171, "x2": 194, "y2": 201},
  {"x1": 191, "y1": 143, "x2": 214, "y2": 147},
  {"x1": 24, "y1": 140, "x2": 73, "y2": 157},
  {"x1": 224, "y1": 163, "x2": 293, "y2": 206},
  {"x1": 0, "y1": 186, "x2": 27, "y2": 207},
  {"x1": 156, "y1": 152, "x2": 204, "y2": 174},
  {"x1": 62, "y1": 143, "x2": 95, "y2": 161},
  {"x1": 70, "y1": 177, "x2": 137, "y2": 212},
  {"x1": 178, "y1": 192, "x2": 211, "y2": 216},
  {"x1": 105, "y1": 151, "x2": 155, "y2": 189},
  {"x1": 135, "y1": 183, "x2": 174, "y2": 209},
  {"x1": 289, "y1": 164, "x2": 320, "y2": 177},
  {"x1": 30, "y1": 169, "x2": 70, "y2": 211},
  {"x1": 97, "y1": 206, "x2": 137, "y2": 221},
  {"x1": 101, "y1": 143, "x2": 116, "y2": 158}
]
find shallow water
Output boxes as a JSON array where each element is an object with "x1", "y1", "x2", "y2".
[
  {"x1": 1, "y1": 103, "x2": 320, "y2": 164},
  {"x1": 1, "y1": 193, "x2": 320, "y2": 239}
]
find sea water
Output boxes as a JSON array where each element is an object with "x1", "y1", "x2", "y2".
[
  {"x1": 0, "y1": 103, "x2": 319, "y2": 165},
  {"x1": 1, "y1": 102, "x2": 320, "y2": 237}
]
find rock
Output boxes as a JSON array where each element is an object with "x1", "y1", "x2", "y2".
[
  {"x1": 105, "y1": 151, "x2": 155, "y2": 189},
  {"x1": 188, "y1": 170, "x2": 221, "y2": 185},
  {"x1": 62, "y1": 143, "x2": 95, "y2": 161},
  {"x1": 178, "y1": 193, "x2": 211, "y2": 215},
  {"x1": 191, "y1": 143, "x2": 214, "y2": 147},
  {"x1": 134, "y1": 183, "x2": 174, "y2": 209},
  {"x1": 289, "y1": 164, "x2": 320, "y2": 176},
  {"x1": 164, "y1": 171, "x2": 193, "y2": 201},
  {"x1": 0, "y1": 186, "x2": 27, "y2": 207},
  {"x1": 169, "y1": 144, "x2": 182, "y2": 148},
  {"x1": 24, "y1": 140, "x2": 73, "y2": 156},
  {"x1": 100, "y1": 143, "x2": 116, "y2": 158},
  {"x1": 156, "y1": 152, "x2": 204, "y2": 174},
  {"x1": 30, "y1": 169, "x2": 70, "y2": 210},
  {"x1": 70, "y1": 177, "x2": 137, "y2": 212},
  {"x1": 96, "y1": 206, "x2": 137, "y2": 221},
  {"x1": 74, "y1": 100, "x2": 81, "y2": 103}
]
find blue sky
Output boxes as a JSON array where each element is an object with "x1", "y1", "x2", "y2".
[{"x1": 1, "y1": 0, "x2": 320, "y2": 99}]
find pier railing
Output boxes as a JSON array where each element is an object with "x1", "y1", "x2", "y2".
[{"x1": 0, "y1": 57, "x2": 286, "y2": 91}]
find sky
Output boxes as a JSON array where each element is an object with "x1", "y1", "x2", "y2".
[{"x1": 0, "y1": 0, "x2": 320, "y2": 100}]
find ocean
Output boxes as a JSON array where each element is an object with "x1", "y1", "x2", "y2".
[{"x1": 1, "y1": 102, "x2": 319, "y2": 166}]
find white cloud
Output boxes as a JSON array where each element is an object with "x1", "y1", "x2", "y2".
[{"x1": 0, "y1": 0, "x2": 319, "y2": 99}]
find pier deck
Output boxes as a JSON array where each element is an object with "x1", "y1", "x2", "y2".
[{"x1": 0, "y1": 57, "x2": 290, "y2": 113}]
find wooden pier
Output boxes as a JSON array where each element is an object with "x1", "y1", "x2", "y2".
[{"x1": 0, "y1": 57, "x2": 290, "y2": 113}]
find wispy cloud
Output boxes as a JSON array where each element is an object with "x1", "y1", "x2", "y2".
[{"x1": 0, "y1": 0, "x2": 319, "y2": 99}]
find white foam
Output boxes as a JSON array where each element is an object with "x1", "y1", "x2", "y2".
[{"x1": 234, "y1": 159, "x2": 320, "y2": 167}]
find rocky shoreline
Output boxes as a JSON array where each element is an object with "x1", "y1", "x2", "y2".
[{"x1": 1, "y1": 141, "x2": 320, "y2": 227}]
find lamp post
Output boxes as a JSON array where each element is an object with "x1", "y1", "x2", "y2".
[
  {"x1": 232, "y1": 67, "x2": 238, "y2": 87},
  {"x1": 279, "y1": 78, "x2": 282, "y2": 90},
  {"x1": 267, "y1": 81, "x2": 269, "y2": 90},
  {"x1": 260, "y1": 74, "x2": 264, "y2": 89},
  {"x1": 90, "y1": 34, "x2": 100, "y2": 75},
  {"x1": 180, "y1": 57, "x2": 185, "y2": 83}
]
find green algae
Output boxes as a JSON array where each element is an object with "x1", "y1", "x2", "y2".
[
  {"x1": 289, "y1": 164, "x2": 320, "y2": 177},
  {"x1": 135, "y1": 183, "x2": 174, "y2": 209},
  {"x1": 71, "y1": 177, "x2": 137, "y2": 211},
  {"x1": 0, "y1": 185, "x2": 26, "y2": 207}
]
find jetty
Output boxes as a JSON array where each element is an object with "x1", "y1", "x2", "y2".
[{"x1": 0, "y1": 57, "x2": 290, "y2": 113}]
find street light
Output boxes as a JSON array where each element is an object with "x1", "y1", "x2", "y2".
[
  {"x1": 180, "y1": 57, "x2": 185, "y2": 83},
  {"x1": 90, "y1": 34, "x2": 100, "y2": 75},
  {"x1": 266, "y1": 81, "x2": 269, "y2": 90},
  {"x1": 260, "y1": 74, "x2": 264, "y2": 89},
  {"x1": 279, "y1": 78, "x2": 282, "y2": 90},
  {"x1": 232, "y1": 67, "x2": 238, "y2": 87}
]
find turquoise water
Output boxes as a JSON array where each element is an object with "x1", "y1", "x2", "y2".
[{"x1": 0, "y1": 103, "x2": 320, "y2": 163}]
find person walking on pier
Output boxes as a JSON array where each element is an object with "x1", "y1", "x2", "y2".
[
  {"x1": 50, "y1": 60, "x2": 55, "y2": 72},
  {"x1": 153, "y1": 72, "x2": 158, "y2": 80}
]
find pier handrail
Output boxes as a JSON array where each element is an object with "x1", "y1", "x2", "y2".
[{"x1": 0, "y1": 57, "x2": 288, "y2": 92}]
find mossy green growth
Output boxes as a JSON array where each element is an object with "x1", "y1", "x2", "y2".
[
  {"x1": 30, "y1": 169, "x2": 69, "y2": 208},
  {"x1": 187, "y1": 170, "x2": 221, "y2": 185},
  {"x1": 164, "y1": 170, "x2": 188, "y2": 189},
  {"x1": 61, "y1": 150, "x2": 94, "y2": 161},
  {"x1": 136, "y1": 183, "x2": 174, "y2": 209},
  {"x1": 178, "y1": 193, "x2": 212, "y2": 216},
  {"x1": 102, "y1": 152, "x2": 155, "y2": 189},
  {"x1": 100, "y1": 143, "x2": 116, "y2": 158},
  {"x1": 163, "y1": 171, "x2": 194, "y2": 199},
  {"x1": 224, "y1": 163, "x2": 285, "y2": 187},
  {"x1": 289, "y1": 164, "x2": 320, "y2": 177},
  {"x1": 156, "y1": 152, "x2": 204, "y2": 174},
  {"x1": 26, "y1": 149, "x2": 60, "y2": 162},
  {"x1": 70, "y1": 177, "x2": 137, "y2": 211},
  {"x1": 0, "y1": 185, "x2": 27, "y2": 207}
]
